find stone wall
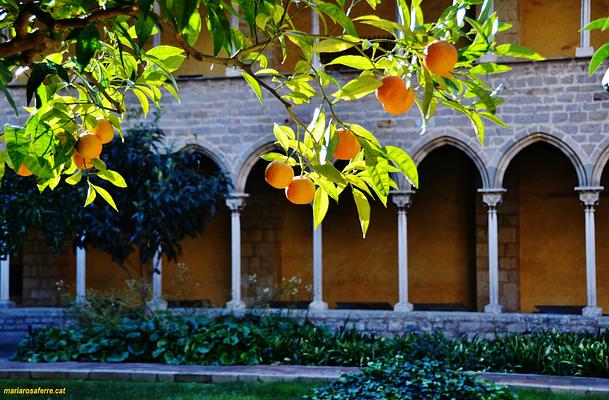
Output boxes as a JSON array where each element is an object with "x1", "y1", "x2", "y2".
[{"x1": 2, "y1": 308, "x2": 608, "y2": 339}]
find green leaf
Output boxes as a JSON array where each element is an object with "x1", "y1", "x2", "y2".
[
  {"x1": 240, "y1": 71, "x2": 263, "y2": 104},
  {"x1": 479, "y1": 112, "x2": 508, "y2": 128},
  {"x1": 261, "y1": 152, "x2": 298, "y2": 165},
  {"x1": 584, "y1": 17, "x2": 609, "y2": 31},
  {"x1": 92, "y1": 158, "x2": 107, "y2": 171},
  {"x1": 332, "y1": 76, "x2": 382, "y2": 101},
  {"x1": 348, "y1": 124, "x2": 381, "y2": 149},
  {"x1": 85, "y1": 183, "x2": 97, "y2": 207},
  {"x1": 91, "y1": 184, "x2": 118, "y2": 211},
  {"x1": 590, "y1": 43, "x2": 609, "y2": 75},
  {"x1": 313, "y1": 188, "x2": 329, "y2": 229},
  {"x1": 326, "y1": 55, "x2": 375, "y2": 70},
  {"x1": 183, "y1": 10, "x2": 202, "y2": 46},
  {"x1": 133, "y1": 89, "x2": 150, "y2": 117},
  {"x1": 75, "y1": 25, "x2": 101, "y2": 71},
  {"x1": 468, "y1": 112, "x2": 485, "y2": 144},
  {"x1": 135, "y1": 15, "x2": 155, "y2": 48},
  {"x1": 464, "y1": 80, "x2": 496, "y2": 114},
  {"x1": 4, "y1": 125, "x2": 27, "y2": 171},
  {"x1": 65, "y1": 170, "x2": 82, "y2": 185},
  {"x1": 312, "y1": 163, "x2": 346, "y2": 185},
  {"x1": 96, "y1": 170, "x2": 128, "y2": 188},
  {"x1": 469, "y1": 63, "x2": 512, "y2": 75},
  {"x1": 316, "y1": 2, "x2": 357, "y2": 36},
  {"x1": 352, "y1": 188, "x2": 370, "y2": 237},
  {"x1": 273, "y1": 124, "x2": 295, "y2": 152},
  {"x1": 313, "y1": 38, "x2": 356, "y2": 53},
  {"x1": 384, "y1": 146, "x2": 418, "y2": 188},
  {"x1": 494, "y1": 44, "x2": 543, "y2": 61}
]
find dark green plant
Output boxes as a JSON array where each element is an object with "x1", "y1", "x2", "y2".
[{"x1": 306, "y1": 357, "x2": 514, "y2": 400}]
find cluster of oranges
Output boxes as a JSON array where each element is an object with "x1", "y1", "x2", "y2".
[
  {"x1": 265, "y1": 128, "x2": 362, "y2": 204},
  {"x1": 375, "y1": 40, "x2": 457, "y2": 116},
  {"x1": 16, "y1": 118, "x2": 115, "y2": 177}
]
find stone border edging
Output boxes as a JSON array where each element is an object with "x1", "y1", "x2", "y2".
[{"x1": 0, "y1": 362, "x2": 607, "y2": 395}]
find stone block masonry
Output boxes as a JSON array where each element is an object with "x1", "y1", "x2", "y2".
[{"x1": 1, "y1": 308, "x2": 608, "y2": 339}]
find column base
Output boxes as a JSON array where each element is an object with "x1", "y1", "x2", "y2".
[
  {"x1": 226, "y1": 300, "x2": 246, "y2": 310},
  {"x1": 582, "y1": 306, "x2": 603, "y2": 317},
  {"x1": 576, "y1": 47, "x2": 594, "y2": 57},
  {"x1": 308, "y1": 300, "x2": 328, "y2": 312},
  {"x1": 484, "y1": 303, "x2": 503, "y2": 314},
  {"x1": 393, "y1": 302, "x2": 413, "y2": 312},
  {"x1": 147, "y1": 299, "x2": 168, "y2": 311},
  {"x1": 0, "y1": 300, "x2": 15, "y2": 309}
]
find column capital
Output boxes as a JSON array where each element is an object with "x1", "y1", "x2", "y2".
[
  {"x1": 576, "y1": 186, "x2": 603, "y2": 207},
  {"x1": 226, "y1": 193, "x2": 249, "y2": 212},
  {"x1": 479, "y1": 188, "x2": 506, "y2": 208},
  {"x1": 391, "y1": 190, "x2": 415, "y2": 209}
]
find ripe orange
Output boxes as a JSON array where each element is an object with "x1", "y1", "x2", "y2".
[
  {"x1": 72, "y1": 153, "x2": 94, "y2": 169},
  {"x1": 17, "y1": 164, "x2": 32, "y2": 177},
  {"x1": 375, "y1": 76, "x2": 416, "y2": 116},
  {"x1": 265, "y1": 160, "x2": 294, "y2": 189},
  {"x1": 333, "y1": 128, "x2": 361, "y2": 160},
  {"x1": 76, "y1": 134, "x2": 102, "y2": 160},
  {"x1": 93, "y1": 119, "x2": 115, "y2": 144},
  {"x1": 375, "y1": 76, "x2": 408, "y2": 106},
  {"x1": 381, "y1": 87, "x2": 415, "y2": 115},
  {"x1": 424, "y1": 40, "x2": 458, "y2": 77},
  {"x1": 285, "y1": 176, "x2": 315, "y2": 205}
]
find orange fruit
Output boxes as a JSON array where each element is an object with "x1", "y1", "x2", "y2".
[
  {"x1": 92, "y1": 119, "x2": 115, "y2": 144},
  {"x1": 381, "y1": 87, "x2": 415, "y2": 115},
  {"x1": 16, "y1": 164, "x2": 32, "y2": 177},
  {"x1": 333, "y1": 128, "x2": 361, "y2": 160},
  {"x1": 72, "y1": 153, "x2": 94, "y2": 169},
  {"x1": 75, "y1": 134, "x2": 102, "y2": 160},
  {"x1": 285, "y1": 176, "x2": 315, "y2": 205},
  {"x1": 265, "y1": 160, "x2": 294, "y2": 189},
  {"x1": 375, "y1": 76, "x2": 415, "y2": 116},
  {"x1": 375, "y1": 76, "x2": 408, "y2": 106},
  {"x1": 424, "y1": 40, "x2": 458, "y2": 77}
]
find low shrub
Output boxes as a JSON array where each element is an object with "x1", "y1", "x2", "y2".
[
  {"x1": 13, "y1": 314, "x2": 609, "y2": 378},
  {"x1": 306, "y1": 357, "x2": 514, "y2": 400}
]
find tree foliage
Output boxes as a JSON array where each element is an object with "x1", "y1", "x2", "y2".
[
  {"x1": 77, "y1": 125, "x2": 229, "y2": 276},
  {"x1": 0, "y1": 125, "x2": 229, "y2": 275},
  {"x1": 0, "y1": 0, "x2": 541, "y2": 235}
]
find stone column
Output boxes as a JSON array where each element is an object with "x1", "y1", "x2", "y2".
[
  {"x1": 577, "y1": 187, "x2": 603, "y2": 317},
  {"x1": 392, "y1": 190, "x2": 414, "y2": 312},
  {"x1": 311, "y1": 8, "x2": 321, "y2": 70},
  {"x1": 0, "y1": 254, "x2": 14, "y2": 308},
  {"x1": 480, "y1": 188, "x2": 505, "y2": 314},
  {"x1": 226, "y1": 5, "x2": 241, "y2": 76},
  {"x1": 576, "y1": 0, "x2": 594, "y2": 57},
  {"x1": 309, "y1": 222, "x2": 327, "y2": 311},
  {"x1": 478, "y1": 0, "x2": 497, "y2": 62},
  {"x1": 75, "y1": 242, "x2": 86, "y2": 304},
  {"x1": 149, "y1": 248, "x2": 167, "y2": 310},
  {"x1": 226, "y1": 193, "x2": 249, "y2": 309}
]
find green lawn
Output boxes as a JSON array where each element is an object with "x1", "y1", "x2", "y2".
[{"x1": 0, "y1": 380, "x2": 607, "y2": 400}]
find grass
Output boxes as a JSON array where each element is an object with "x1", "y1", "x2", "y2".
[{"x1": 0, "y1": 380, "x2": 607, "y2": 400}]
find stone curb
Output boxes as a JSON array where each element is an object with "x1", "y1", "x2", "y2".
[{"x1": 0, "y1": 363, "x2": 607, "y2": 395}]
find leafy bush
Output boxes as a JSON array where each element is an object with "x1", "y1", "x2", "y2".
[
  {"x1": 306, "y1": 357, "x2": 514, "y2": 400},
  {"x1": 13, "y1": 314, "x2": 609, "y2": 378}
]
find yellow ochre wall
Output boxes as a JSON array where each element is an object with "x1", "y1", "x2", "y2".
[
  {"x1": 162, "y1": 208, "x2": 231, "y2": 306},
  {"x1": 519, "y1": 0, "x2": 580, "y2": 58},
  {"x1": 408, "y1": 147, "x2": 478, "y2": 310},
  {"x1": 507, "y1": 143, "x2": 586, "y2": 313},
  {"x1": 322, "y1": 192, "x2": 398, "y2": 307},
  {"x1": 84, "y1": 208, "x2": 230, "y2": 306}
]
